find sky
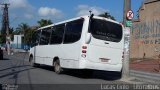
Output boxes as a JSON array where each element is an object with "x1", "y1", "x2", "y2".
[{"x1": 0, "y1": 0, "x2": 144, "y2": 29}]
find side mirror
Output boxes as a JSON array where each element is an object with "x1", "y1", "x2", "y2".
[{"x1": 85, "y1": 33, "x2": 91, "y2": 44}]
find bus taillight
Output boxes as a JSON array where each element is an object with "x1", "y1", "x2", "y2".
[
  {"x1": 122, "y1": 52, "x2": 124, "y2": 60},
  {"x1": 82, "y1": 50, "x2": 87, "y2": 53},
  {"x1": 82, "y1": 46, "x2": 87, "y2": 49},
  {"x1": 81, "y1": 54, "x2": 86, "y2": 58},
  {"x1": 82, "y1": 46, "x2": 87, "y2": 57}
]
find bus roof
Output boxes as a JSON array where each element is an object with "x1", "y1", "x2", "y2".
[{"x1": 38, "y1": 15, "x2": 121, "y2": 30}]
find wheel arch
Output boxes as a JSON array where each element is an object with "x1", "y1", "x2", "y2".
[
  {"x1": 29, "y1": 54, "x2": 33, "y2": 62},
  {"x1": 53, "y1": 56, "x2": 60, "y2": 66}
]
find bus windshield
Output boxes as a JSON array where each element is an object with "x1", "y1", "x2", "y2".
[{"x1": 90, "y1": 19, "x2": 122, "y2": 42}]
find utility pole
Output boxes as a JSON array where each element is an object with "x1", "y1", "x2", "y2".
[
  {"x1": 1, "y1": 3, "x2": 10, "y2": 55},
  {"x1": 122, "y1": 0, "x2": 131, "y2": 79},
  {"x1": 123, "y1": 0, "x2": 131, "y2": 26}
]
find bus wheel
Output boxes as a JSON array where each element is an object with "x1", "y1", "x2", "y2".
[
  {"x1": 29, "y1": 56, "x2": 40, "y2": 67},
  {"x1": 29, "y1": 56, "x2": 35, "y2": 67},
  {"x1": 54, "y1": 60, "x2": 62, "y2": 74}
]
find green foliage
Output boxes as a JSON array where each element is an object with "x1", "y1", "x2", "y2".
[
  {"x1": 0, "y1": 28, "x2": 6, "y2": 43},
  {"x1": 14, "y1": 23, "x2": 35, "y2": 45},
  {"x1": 0, "y1": 27, "x2": 14, "y2": 44},
  {"x1": 0, "y1": 36, "x2": 4, "y2": 44},
  {"x1": 37, "y1": 19, "x2": 53, "y2": 27},
  {"x1": 24, "y1": 28, "x2": 35, "y2": 45},
  {"x1": 14, "y1": 19, "x2": 52, "y2": 46},
  {"x1": 99, "y1": 12, "x2": 116, "y2": 20},
  {"x1": 16, "y1": 23, "x2": 30, "y2": 35},
  {"x1": 9, "y1": 28, "x2": 14, "y2": 41}
]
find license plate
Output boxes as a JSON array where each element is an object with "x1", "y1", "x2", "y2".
[{"x1": 99, "y1": 58, "x2": 110, "y2": 62}]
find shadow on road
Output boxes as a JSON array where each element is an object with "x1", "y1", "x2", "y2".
[
  {"x1": 0, "y1": 58, "x2": 10, "y2": 60},
  {"x1": 0, "y1": 65, "x2": 30, "y2": 72},
  {"x1": 0, "y1": 67, "x2": 35, "y2": 79},
  {"x1": 64, "y1": 69, "x2": 122, "y2": 81},
  {"x1": 37, "y1": 65, "x2": 122, "y2": 81},
  {"x1": 36, "y1": 65, "x2": 54, "y2": 71}
]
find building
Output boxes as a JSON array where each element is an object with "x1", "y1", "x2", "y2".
[
  {"x1": 130, "y1": 0, "x2": 160, "y2": 59},
  {"x1": 12, "y1": 35, "x2": 24, "y2": 49}
]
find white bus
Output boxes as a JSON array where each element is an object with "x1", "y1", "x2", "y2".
[{"x1": 29, "y1": 15, "x2": 124, "y2": 74}]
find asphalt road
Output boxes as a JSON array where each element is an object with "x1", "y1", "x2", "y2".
[{"x1": 0, "y1": 52, "x2": 129, "y2": 90}]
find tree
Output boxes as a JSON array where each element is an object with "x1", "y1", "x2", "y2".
[
  {"x1": 9, "y1": 27, "x2": 14, "y2": 41},
  {"x1": 0, "y1": 27, "x2": 14, "y2": 43},
  {"x1": 0, "y1": 35, "x2": 3, "y2": 44},
  {"x1": 37, "y1": 19, "x2": 53, "y2": 27},
  {"x1": 0, "y1": 27, "x2": 6, "y2": 43},
  {"x1": 99, "y1": 12, "x2": 116, "y2": 20},
  {"x1": 16, "y1": 23, "x2": 30, "y2": 35},
  {"x1": 24, "y1": 28, "x2": 35, "y2": 46},
  {"x1": 15, "y1": 23, "x2": 30, "y2": 45}
]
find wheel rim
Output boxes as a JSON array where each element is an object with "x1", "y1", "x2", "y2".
[
  {"x1": 55, "y1": 63, "x2": 60, "y2": 73},
  {"x1": 54, "y1": 61, "x2": 61, "y2": 73},
  {"x1": 30, "y1": 57, "x2": 34, "y2": 66}
]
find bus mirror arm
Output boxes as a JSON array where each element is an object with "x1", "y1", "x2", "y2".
[{"x1": 85, "y1": 33, "x2": 91, "y2": 44}]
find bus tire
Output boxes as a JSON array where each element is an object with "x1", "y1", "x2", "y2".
[
  {"x1": 30, "y1": 57, "x2": 40, "y2": 67},
  {"x1": 54, "y1": 59, "x2": 62, "y2": 74},
  {"x1": 29, "y1": 56, "x2": 37, "y2": 67},
  {"x1": 29, "y1": 55, "x2": 40, "y2": 67},
  {"x1": 0, "y1": 49, "x2": 3, "y2": 60},
  {"x1": 0, "y1": 54, "x2": 3, "y2": 60},
  {"x1": 119, "y1": 70, "x2": 122, "y2": 78}
]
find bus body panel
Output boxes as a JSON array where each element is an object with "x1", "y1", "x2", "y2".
[
  {"x1": 79, "y1": 59, "x2": 122, "y2": 71},
  {"x1": 60, "y1": 42, "x2": 81, "y2": 69},
  {"x1": 40, "y1": 45, "x2": 62, "y2": 66},
  {"x1": 35, "y1": 45, "x2": 44, "y2": 64},
  {"x1": 35, "y1": 43, "x2": 80, "y2": 68},
  {"x1": 86, "y1": 18, "x2": 124, "y2": 71},
  {"x1": 87, "y1": 43, "x2": 123, "y2": 64},
  {"x1": 86, "y1": 34, "x2": 124, "y2": 65}
]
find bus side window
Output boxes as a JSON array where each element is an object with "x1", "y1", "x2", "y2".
[
  {"x1": 50, "y1": 24, "x2": 65, "y2": 44},
  {"x1": 39, "y1": 28, "x2": 52, "y2": 45},
  {"x1": 63, "y1": 19, "x2": 84, "y2": 44},
  {"x1": 31, "y1": 30, "x2": 41, "y2": 47}
]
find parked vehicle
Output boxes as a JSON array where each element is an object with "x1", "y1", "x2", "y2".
[{"x1": 0, "y1": 47, "x2": 3, "y2": 60}]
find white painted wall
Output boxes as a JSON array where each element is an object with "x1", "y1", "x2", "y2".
[{"x1": 12, "y1": 35, "x2": 24, "y2": 48}]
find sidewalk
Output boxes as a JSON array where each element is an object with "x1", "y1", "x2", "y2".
[
  {"x1": 130, "y1": 59, "x2": 160, "y2": 73},
  {"x1": 13, "y1": 48, "x2": 28, "y2": 53},
  {"x1": 130, "y1": 59, "x2": 160, "y2": 83}
]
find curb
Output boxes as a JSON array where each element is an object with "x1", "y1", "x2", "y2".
[
  {"x1": 13, "y1": 49, "x2": 28, "y2": 53},
  {"x1": 120, "y1": 77, "x2": 146, "y2": 84},
  {"x1": 130, "y1": 70, "x2": 160, "y2": 84}
]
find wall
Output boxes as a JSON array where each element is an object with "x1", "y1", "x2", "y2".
[
  {"x1": 12, "y1": 35, "x2": 24, "y2": 49},
  {"x1": 130, "y1": 1, "x2": 160, "y2": 59}
]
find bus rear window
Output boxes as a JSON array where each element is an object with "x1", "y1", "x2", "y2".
[{"x1": 90, "y1": 19, "x2": 122, "y2": 42}]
